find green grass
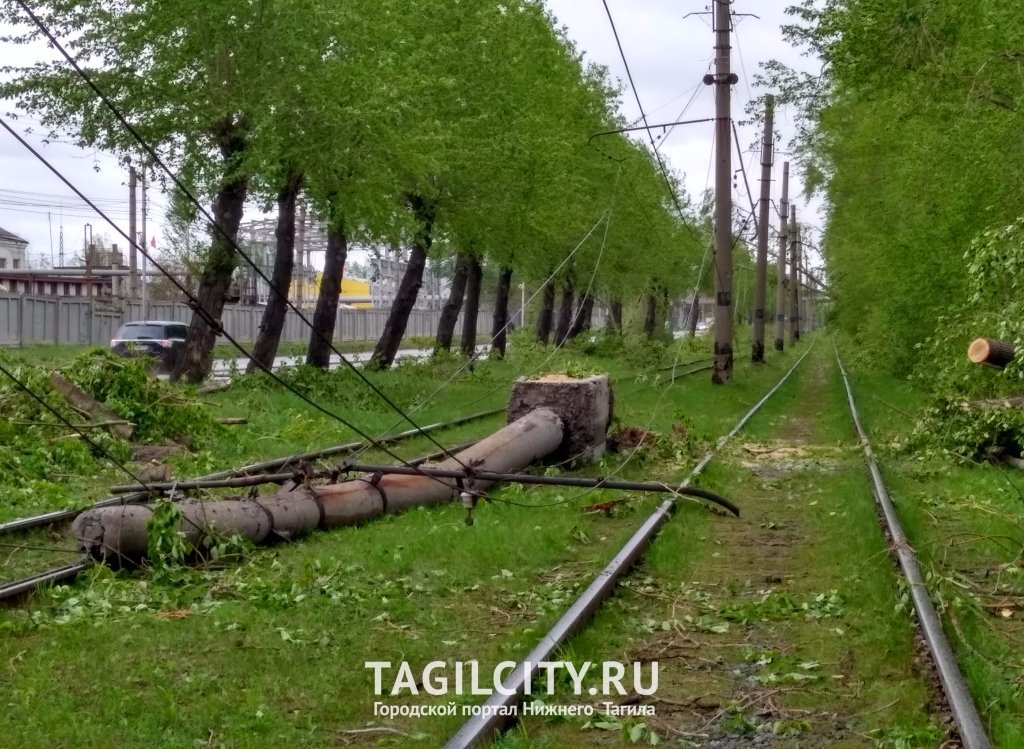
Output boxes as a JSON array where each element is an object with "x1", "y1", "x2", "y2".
[
  {"x1": 509, "y1": 342, "x2": 943, "y2": 748},
  {"x1": 2, "y1": 334, "x2": 1019, "y2": 747},
  {"x1": 0, "y1": 332, "x2": 793, "y2": 747}
]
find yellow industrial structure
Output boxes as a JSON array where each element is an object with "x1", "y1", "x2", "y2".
[{"x1": 289, "y1": 274, "x2": 372, "y2": 309}]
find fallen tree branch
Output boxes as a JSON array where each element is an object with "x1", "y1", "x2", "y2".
[
  {"x1": 48, "y1": 372, "x2": 133, "y2": 439},
  {"x1": 963, "y1": 396, "x2": 1024, "y2": 410}
]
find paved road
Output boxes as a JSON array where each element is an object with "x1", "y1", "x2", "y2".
[{"x1": 208, "y1": 345, "x2": 490, "y2": 380}]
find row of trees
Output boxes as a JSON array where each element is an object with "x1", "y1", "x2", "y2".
[
  {"x1": 1, "y1": 0, "x2": 712, "y2": 382},
  {"x1": 767, "y1": 0, "x2": 1024, "y2": 381}
]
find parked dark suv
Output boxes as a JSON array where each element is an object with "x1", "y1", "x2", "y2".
[{"x1": 110, "y1": 321, "x2": 189, "y2": 373}]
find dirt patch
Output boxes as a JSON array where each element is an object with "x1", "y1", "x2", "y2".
[
  {"x1": 608, "y1": 426, "x2": 655, "y2": 452},
  {"x1": 737, "y1": 442, "x2": 849, "y2": 479}
]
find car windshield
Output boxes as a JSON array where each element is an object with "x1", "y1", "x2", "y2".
[{"x1": 116, "y1": 325, "x2": 167, "y2": 340}]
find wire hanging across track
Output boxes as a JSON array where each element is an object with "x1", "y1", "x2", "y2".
[{"x1": 445, "y1": 340, "x2": 817, "y2": 748}]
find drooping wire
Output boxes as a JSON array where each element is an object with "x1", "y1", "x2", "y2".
[
  {"x1": 0, "y1": 118, "x2": 471, "y2": 494},
  {"x1": 600, "y1": 0, "x2": 699, "y2": 242},
  {"x1": 556, "y1": 166, "x2": 622, "y2": 346},
  {"x1": 10, "y1": 0, "x2": 469, "y2": 469},
  {"x1": 654, "y1": 78, "x2": 707, "y2": 156},
  {"x1": 344, "y1": 177, "x2": 625, "y2": 469}
]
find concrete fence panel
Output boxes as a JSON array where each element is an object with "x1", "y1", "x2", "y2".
[{"x1": 0, "y1": 293, "x2": 493, "y2": 350}]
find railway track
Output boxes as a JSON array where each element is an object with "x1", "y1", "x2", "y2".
[
  {"x1": 2, "y1": 346, "x2": 994, "y2": 746},
  {"x1": 446, "y1": 343, "x2": 817, "y2": 748},
  {"x1": 836, "y1": 348, "x2": 991, "y2": 749},
  {"x1": 447, "y1": 342, "x2": 993, "y2": 748}
]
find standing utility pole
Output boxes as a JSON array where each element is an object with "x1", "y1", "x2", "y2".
[
  {"x1": 140, "y1": 168, "x2": 149, "y2": 319},
  {"x1": 774, "y1": 162, "x2": 790, "y2": 351},
  {"x1": 128, "y1": 165, "x2": 138, "y2": 300},
  {"x1": 788, "y1": 207, "x2": 799, "y2": 346},
  {"x1": 706, "y1": 0, "x2": 736, "y2": 383},
  {"x1": 752, "y1": 95, "x2": 774, "y2": 363}
]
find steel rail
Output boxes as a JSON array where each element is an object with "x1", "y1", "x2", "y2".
[
  {"x1": 0, "y1": 436, "x2": 487, "y2": 604},
  {"x1": 445, "y1": 341, "x2": 816, "y2": 748},
  {"x1": 0, "y1": 408, "x2": 503, "y2": 536},
  {"x1": 835, "y1": 348, "x2": 992, "y2": 749},
  {"x1": 0, "y1": 560, "x2": 89, "y2": 602}
]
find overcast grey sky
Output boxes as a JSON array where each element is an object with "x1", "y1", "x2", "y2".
[{"x1": 0, "y1": 1, "x2": 821, "y2": 270}]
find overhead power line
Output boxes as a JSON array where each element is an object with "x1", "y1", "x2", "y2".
[
  {"x1": 600, "y1": 0, "x2": 699, "y2": 241},
  {"x1": 0, "y1": 117, "x2": 473, "y2": 496},
  {"x1": 10, "y1": 0, "x2": 471, "y2": 470}
]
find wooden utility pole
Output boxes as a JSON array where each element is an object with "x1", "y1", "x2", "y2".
[
  {"x1": 788, "y1": 207, "x2": 799, "y2": 346},
  {"x1": 128, "y1": 165, "x2": 138, "y2": 299},
  {"x1": 708, "y1": 0, "x2": 736, "y2": 383},
  {"x1": 773, "y1": 162, "x2": 789, "y2": 351},
  {"x1": 752, "y1": 95, "x2": 774, "y2": 363}
]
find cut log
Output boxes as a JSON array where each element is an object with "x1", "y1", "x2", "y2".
[
  {"x1": 199, "y1": 382, "x2": 232, "y2": 395},
  {"x1": 968, "y1": 338, "x2": 1016, "y2": 369},
  {"x1": 961, "y1": 396, "x2": 1024, "y2": 411},
  {"x1": 1004, "y1": 455, "x2": 1024, "y2": 471},
  {"x1": 48, "y1": 372, "x2": 134, "y2": 440},
  {"x1": 216, "y1": 417, "x2": 248, "y2": 425}
]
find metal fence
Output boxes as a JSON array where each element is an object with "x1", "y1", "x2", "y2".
[{"x1": 0, "y1": 294, "x2": 491, "y2": 348}]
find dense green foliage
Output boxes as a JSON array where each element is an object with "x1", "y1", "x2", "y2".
[
  {"x1": 0, "y1": 0, "x2": 706, "y2": 334},
  {"x1": 769, "y1": 1, "x2": 1024, "y2": 382},
  {"x1": 0, "y1": 351, "x2": 219, "y2": 511}
]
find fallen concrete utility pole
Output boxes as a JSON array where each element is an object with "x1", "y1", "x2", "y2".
[
  {"x1": 0, "y1": 408, "x2": 502, "y2": 537},
  {"x1": 75, "y1": 409, "x2": 564, "y2": 561},
  {"x1": 106, "y1": 439, "x2": 481, "y2": 495},
  {"x1": 341, "y1": 464, "x2": 739, "y2": 516},
  {"x1": 74, "y1": 375, "x2": 613, "y2": 562}
]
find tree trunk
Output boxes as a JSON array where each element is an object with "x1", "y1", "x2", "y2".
[
  {"x1": 459, "y1": 257, "x2": 483, "y2": 357},
  {"x1": 48, "y1": 373, "x2": 134, "y2": 439},
  {"x1": 968, "y1": 338, "x2": 1016, "y2": 369},
  {"x1": 306, "y1": 219, "x2": 348, "y2": 369},
  {"x1": 567, "y1": 294, "x2": 594, "y2": 341},
  {"x1": 554, "y1": 281, "x2": 575, "y2": 347},
  {"x1": 368, "y1": 196, "x2": 434, "y2": 370},
  {"x1": 688, "y1": 293, "x2": 700, "y2": 337},
  {"x1": 490, "y1": 266, "x2": 514, "y2": 358},
  {"x1": 434, "y1": 254, "x2": 469, "y2": 353},
  {"x1": 173, "y1": 121, "x2": 248, "y2": 384},
  {"x1": 643, "y1": 291, "x2": 658, "y2": 338},
  {"x1": 248, "y1": 171, "x2": 303, "y2": 374},
  {"x1": 535, "y1": 280, "x2": 555, "y2": 344},
  {"x1": 608, "y1": 299, "x2": 623, "y2": 334}
]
